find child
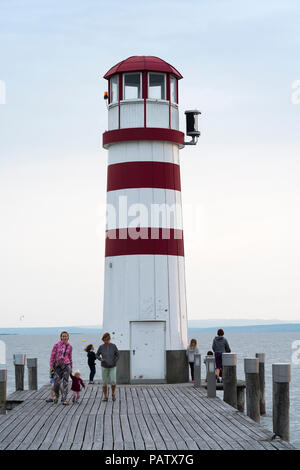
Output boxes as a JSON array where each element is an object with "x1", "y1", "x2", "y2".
[
  {"x1": 212, "y1": 329, "x2": 231, "y2": 382},
  {"x1": 204, "y1": 350, "x2": 214, "y2": 382},
  {"x1": 46, "y1": 369, "x2": 55, "y2": 403},
  {"x1": 70, "y1": 370, "x2": 85, "y2": 403},
  {"x1": 84, "y1": 344, "x2": 96, "y2": 384},
  {"x1": 186, "y1": 339, "x2": 199, "y2": 382}
]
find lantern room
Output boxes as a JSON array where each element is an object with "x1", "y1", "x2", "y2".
[{"x1": 103, "y1": 56, "x2": 182, "y2": 132}]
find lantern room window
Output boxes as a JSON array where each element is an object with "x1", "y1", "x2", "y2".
[
  {"x1": 148, "y1": 73, "x2": 166, "y2": 100},
  {"x1": 170, "y1": 76, "x2": 177, "y2": 103},
  {"x1": 123, "y1": 73, "x2": 141, "y2": 100},
  {"x1": 110, "y1": 75, "x2": 118, "y2": 104}
]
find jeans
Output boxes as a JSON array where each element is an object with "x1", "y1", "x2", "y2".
[
  {"x1": 53, "y1": 364, "x2": 71, "y2": 401},
  {"x1": 189, "y1": 362, "x2": 195, "y2": 381},
  {"x1": 89, "y1": 364, "x2": 96, "y2": 382}
]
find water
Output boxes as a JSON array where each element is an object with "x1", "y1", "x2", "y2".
[{"x1": 1, "y1": 331, "x2": 299, "y2": 448}]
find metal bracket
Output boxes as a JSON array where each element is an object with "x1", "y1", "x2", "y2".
[{"x1": 184, "y1": 136, "x2": 199, "y2": 146}]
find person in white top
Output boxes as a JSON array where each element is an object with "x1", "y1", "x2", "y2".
[{"x1": 186, "y1": 339, "x2": 199, "y2": 382}]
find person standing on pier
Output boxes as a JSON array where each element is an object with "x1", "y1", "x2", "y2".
[
  {"x1": 212, "y1": 329, "x2": 231, "y2": 383},
  {"x1": 84, "y1": 344, "x2": 97, "y2": 384},
  {"x1": 186, "y1": 339, "x2": 199, "y2": 382},
  {"x1": 49, "y1": 331, "x2": 73, "y2": 405},
  {"x1": 96, "y1": 333, "x2": 120, "y2": 402}
]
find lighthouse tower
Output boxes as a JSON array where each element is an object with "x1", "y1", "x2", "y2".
[{"x1": 102, "y1": 56, "x2": 198, "y2": 384}]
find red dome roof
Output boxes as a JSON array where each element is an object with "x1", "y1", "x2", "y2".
[{"x1": 104, "y1": 56, "x2": 183, "y2": 80}]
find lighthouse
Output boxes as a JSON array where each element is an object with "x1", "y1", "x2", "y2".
[{"x1": 102, "y1": 56, "x2": 200, "y2": 384}]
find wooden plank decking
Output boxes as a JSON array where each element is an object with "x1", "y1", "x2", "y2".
[{"x1": 0, "y1": 383, "x2": 294, "y2": 450}]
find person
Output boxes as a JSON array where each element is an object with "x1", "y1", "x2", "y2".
[
  {"x1": 70, "y1": 370, "x2": 85, "y2": 403},
  {"x1": 50, "y1": 331, "x2": 73, "y2": 405},
  {"x1": 46, "y1": 369, "x2": 55, "y2": 403},
  {"x1": 212, "y1": 329, "x2": 231, "y2": 382},
  {"x1": 96, "y1": 332, "x2": 120, "y2": 402},
  {"x1": 186, "y1": 339, "x2": 199, "y2": 382},
  {"x1": 84, "y1": 344, "x2": 97, "y2": 384},
  {"x1": 203, "y1": 350, "x2": 214, "y2": 382}
]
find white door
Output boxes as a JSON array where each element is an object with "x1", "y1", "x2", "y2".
[{"x1": 130, "y1": 321, "x2": 166, "y2": 382}]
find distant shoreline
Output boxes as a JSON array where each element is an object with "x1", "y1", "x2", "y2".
[{"x1": 1, "y1": 323, "x2": 300, "y2": 335}]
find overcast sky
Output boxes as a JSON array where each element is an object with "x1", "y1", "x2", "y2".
[{"x1": 0, "y1": 0, "x2": 300, "y2": 327}]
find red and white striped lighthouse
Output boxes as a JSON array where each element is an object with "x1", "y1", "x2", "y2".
[{"x1": 102, "y1": 56, "x2": 199, "y2": 383}]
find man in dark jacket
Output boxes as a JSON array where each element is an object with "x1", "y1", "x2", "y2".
[
  {"x1": 212, "y1": 329, "x2": 231, "y2": 382},
  {"x1": 96, "y1": 332, "x2": 120, "y2": 401}
]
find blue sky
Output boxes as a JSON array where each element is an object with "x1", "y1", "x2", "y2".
[{"x1": 0, "y1": 0, "x2": 300, "y2": 326}]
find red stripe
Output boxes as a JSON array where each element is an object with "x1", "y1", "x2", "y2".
[
  {"x1": 107, "y1": 161, "x2": 181, "y2": 192},
  {"x1": 103, "y1": 127, "x2": 184, "y2": 148},
  {"x1": 105, "y1": 228, "x2": 184, "y2": 257}
]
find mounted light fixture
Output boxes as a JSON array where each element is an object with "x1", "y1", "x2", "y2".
[{"x1": 184, "y1": 109, "x2": 201, "y2": 145}]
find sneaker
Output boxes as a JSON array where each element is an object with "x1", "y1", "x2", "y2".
[
  {"x1": 112, "y1": 395, "x2": 116, "y2": 402},
  {"x1": 46, "y1": 398, "x2": 53, "y2": 403},
  {"x1": 102, "y1": 397, "x2": 108, "y2": 402}
]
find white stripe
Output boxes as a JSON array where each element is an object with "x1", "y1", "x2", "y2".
[
  {"x1": 108, "y1": 140, "x2": 180, "y2": 165},
  {"x1": 106, "y1": 188, "x2": 183, "y2": 230}
]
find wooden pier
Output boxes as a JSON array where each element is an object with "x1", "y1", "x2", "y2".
[{"x1": 0, "y1": 382, "x2": 295, "y2": 450}]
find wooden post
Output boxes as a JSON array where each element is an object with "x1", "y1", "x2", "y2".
[
  {"x1": 0, "y1": 369, "x2": 7, "y2": 414},
  {"x1": 206, "y1": 357, "x2": 216, "y2": 398},
  {"x1": 223, "y1": 353, "x2": 237, "y2": 408},
  {"x1": 27, "y1": 358, "x2": 38, "y2": 390},
  {"x1": 237, "y1": 384, "x2": 245, "y2": 412},
  {"x1": 244, "y1": 358, "x2": 260, "y2": 423},
  {"x1": 272, "y1": 363, "x2": 291, "y2": 442},
  {"x1": 255, "y1": 353, "x2": 266, "y2": 415},
  {"x1": 194, "y1": 354, "x2": 201, "y2": 388},
  {"x1": 14, "y1": 354, "x2": 26, "y2": 391}
]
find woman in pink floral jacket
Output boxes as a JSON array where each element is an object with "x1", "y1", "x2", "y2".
[{"x1": 50, "y1": 331, "x2": 73, "y2": 405}]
